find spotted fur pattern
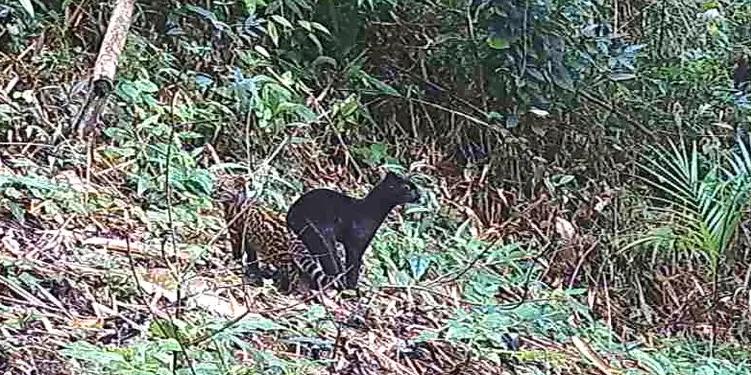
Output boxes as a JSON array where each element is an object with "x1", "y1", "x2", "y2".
[{"x1": 219, "y1": 187, "x2": 345, "y2": 292}]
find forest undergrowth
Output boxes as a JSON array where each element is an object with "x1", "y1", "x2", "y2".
[{"x1": 1, "y1": 0, "x2": 751, "y2": 374}]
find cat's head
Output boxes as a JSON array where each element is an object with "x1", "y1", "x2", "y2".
[
  {"x1": 213, "y1": 173, "x2": 249, "y2": 207},
  {"x1": 379, "y1": 171, "x2": 420, "y2": 205}
]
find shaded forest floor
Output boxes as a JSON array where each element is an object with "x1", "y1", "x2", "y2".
[{"x1": 0, "y1": 140, "x2": 623, "y2": 374}]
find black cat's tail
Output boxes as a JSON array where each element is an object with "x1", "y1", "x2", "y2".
[{"x1": 290, "y1": 239, "x2": 346, "y2": 291}]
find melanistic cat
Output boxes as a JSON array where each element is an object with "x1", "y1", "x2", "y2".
[{"x1": 286, "y1": 171, "x2": 420, "y2": 289}]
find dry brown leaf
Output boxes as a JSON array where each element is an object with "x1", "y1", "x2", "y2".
[
  {"x1": 55, "y1": 170, "x2": 97, "y2": 194},
  {"x1": 555, "y1": 216, "x2": 576, "y2": 241},
  {"x1": 69, "y1": 317, "x2": 103, "y2": 329},
  {"x1": 82, "y1": 236, "x2": 192, "y2": 260},
  {"x1": 594, "y1": 197, "x2": 610, "y2": 213},
  {"x1": 1, "y1": 232, "x2": 21, "y2": 255}
]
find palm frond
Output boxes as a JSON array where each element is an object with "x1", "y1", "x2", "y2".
[{"x1": 628, "y1": 138, "x2": 750, "y2": 273}]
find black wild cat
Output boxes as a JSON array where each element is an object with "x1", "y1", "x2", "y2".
[{"x1": 286, "y1": 171, "x2": 420, "y2": 289}]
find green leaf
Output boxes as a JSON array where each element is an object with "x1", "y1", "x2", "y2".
[
  {"x1": 184, "y1": 5, "x2": 219, "y2": 26},
  {"x1": 505, "y1": 114, "x2": 519, "y2": 129},
  {"x1": 306, "y1": 304, "x2": 327, "y2": 320},
  {"x1": 610, "y1": 73, "x2": 637, "y2": 81},
  {"x1": 14, "y1": 176, "x2": 60, "y2": 191},
  {"x1": 18, "y1": 0, "x2": 35, "y2": 17},
  {"x1": 556, "y1": 174, "x2": 575, "y2": 186},
  {"x1": 337, "y1": 96, "x2": 359, "y2": 117},
  {"x1": 311, "y1": 22, "x2": 331, "y2": 35},
  {"x1": 307, "y1": 33, "x2": 323, "y2": 54},
  {"x1": 414, "y1": 329, "x2": 439, "y2": 342},
  {"x1": 267, "y1": 21, "x2": 279, "y2": 46},
  {"x1": 565, "y1": 288, "x2": 587, "y2": 296},
  {"x1": 117, "y1": 82, "x2": 140, "y2": 102},
  {"x1": 270, "y1": 15, "x2": 293, "y2": 29},
  {"x1": 156, "y1": 338, "x2": 182, "y2": 352},
  {"x1": 487, "y1": 111, "x2": 503, "y2": 121},
  {"x1": 629, "y1": 349, "x2": 668, "y2": 375},
  {"x1": 254, "y1": 45, "x2": 271, "y2": 58},
  {"x1": 297, "y1": 20, "x2": 313, "y2": 32},
  {"x1": 362, "y1": 73, "x2": 400, "y2": 96},
  {"x1": 8, "y1": 201, "x2": 25, "y2": 224},
  {"x1": 61, "y1": 341, "x2": 125, "y2": 365},
  {"x1": 487, "y1": 35, "x2": 510, "y2": 49},
  {"x1": 136, "y1": 176, "x2": 150, "y2": 196},
  {"x1": 138, "y1": 114, "x2": 161, "y2": 129},
  {"x1": 312, "y1": 56, "x2": 337, "y2": 68},
  {"x1": 136, "y1": 79, "x2": 159, "y2": 93},
  {"x1": 409, "y1": 254, "x2": 431, "y2": 280},
  {"x1": 149, "y1": 319, "x2": 181, "y2": 339},
  {"x1": 446, "y1": 322, "x2": 475, "y2": 340},
  {"x1": 243, "y1": 0, "x2": 257, "y2": 14},
  {"x1": 551, "y1": 63, "x2": 574, "y2": 91}
]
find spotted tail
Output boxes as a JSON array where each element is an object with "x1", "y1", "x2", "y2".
[{"x1": 289, "y1": 239, "x2": 346, "y2": 290}]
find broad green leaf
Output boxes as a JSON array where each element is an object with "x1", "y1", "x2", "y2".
[
  {"x1": 156, "y1": 338, "x2": 182, "y2": 352},
  {"x1": 8, "y1": 200, "x2": 25, "y2": 223},
  {"x1": 184, "y1": 4, "x2": 218, "y2": 25},
  {"x1": 18, "y1": 0, "x2": 35, "y2": 17},
  {"x1": 297, "y1": 20, "x2": 312, "y2": 32},
  {"x1": 307, "y1": 32, "x2": 323, "y2": 54},
  {"x1": 413, "y1": 330, "x2": 439, "y2": 342},
  {"x1": 408, "y1": 254, "x2": 431, "y2": 280},
  {"x1": 254, "y1": 45, "x2": 271, "y2": 58},
  {"x1": 61, "y1": 341, "x2": 125, "y2": 364},
  {"x1": 243, "y1": 0, "x2": 257, "y2": 13},
  {"x1": 311, "y1": 22, "x2": 331, "y2": 35},
  {"x1": 117, "y1": 82, "x2": 140, "y2": 101},
  {"x1": 312, "y1": 56, "x2": 337, "y2": 69},
  {"x1": 505, "y1": 114, "x2": 519, "y2": 128},
  {"x1": 446, "y1": 322, "x2": 474, "y2": 340},
  {"x1": 235, "y1": 315, "x2": 285, "y2": 331},
  {"x1": 629, "y1": 349, "x2": 668, "y2": 375},
  {"x1": 138, "y1": 114, "x2": 161, "y2": 128},
  {"x1": 610, "y1": 73, "x2": 637, "y2": 81},
  {"x1": 551, "y1": 64, "x2": 574, "y2": 91},
  {"x1": 194, "y1": 73, "x2": 214, "y2": 88},
  {"x1": 487, "y1": 35, "x2": 510, "y2": 49},
  {"x1": 529, "y1": 108, "x2": 550, "y2": 117},
  {"x1": 270, "y1": 15, "x2": 292, "y2": 29},
  {"x1": 361, "y1": 73, "x2": 400, "y2": 96},
  {"x1": 267, "y1": 21, "x2": 279, "y2": 46},
  {"x1": 135, "y1": 79, "x2": 159, "y2": 93}
]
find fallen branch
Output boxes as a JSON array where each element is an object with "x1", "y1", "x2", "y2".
[{"x1": 73, "y1": 0, "x2": 136, "y2": 139}]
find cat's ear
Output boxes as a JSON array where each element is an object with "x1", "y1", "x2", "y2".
[{"x1": 382, "y1": 170, "x2": 401, "y2": 184}]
